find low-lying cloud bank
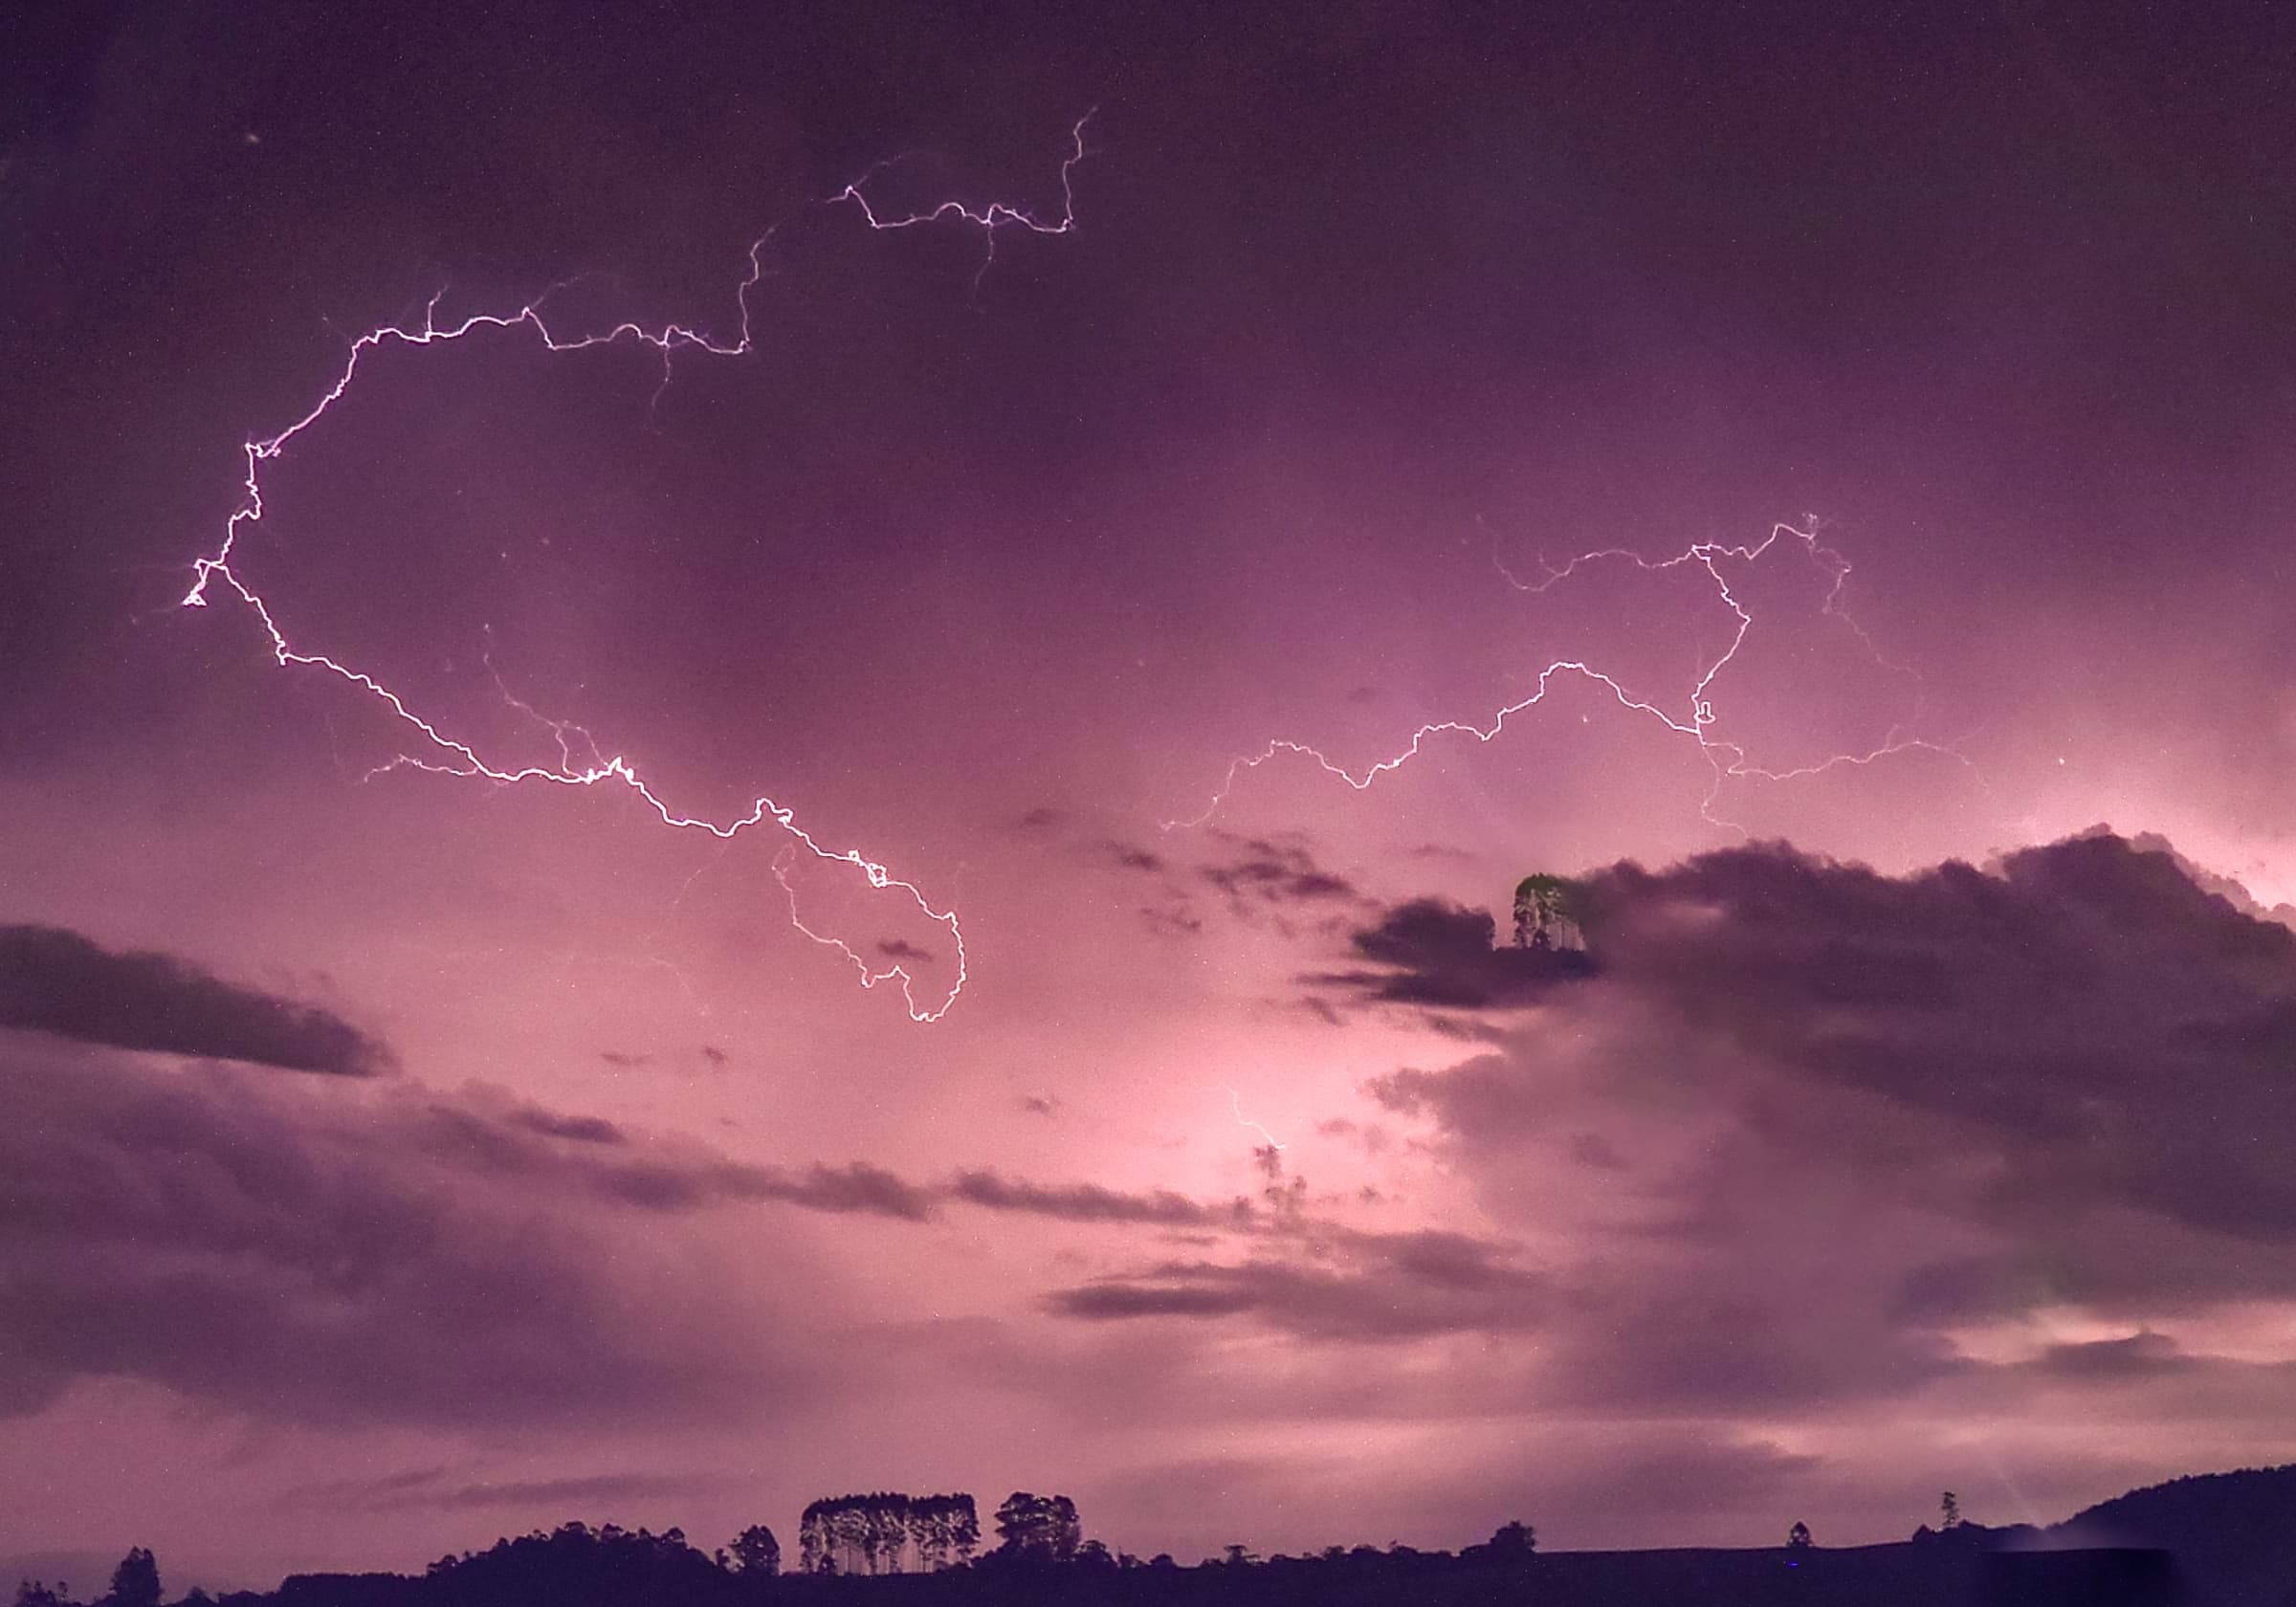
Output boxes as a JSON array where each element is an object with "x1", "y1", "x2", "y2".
[
  {"x1": 0, "y1": 923, "x2": 391, "y2": 1074},
  {"x1": 15, "y1": 833, "x2": 2296, "y2": 1531}
]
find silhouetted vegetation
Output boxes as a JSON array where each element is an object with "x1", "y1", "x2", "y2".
[
  {"x1": 986, "y1": 1495, "x2": 1077, "y2": 1567},
  {"x1": 32, "y1": 1471, "x2": 2265, "y2": 1607},
  {"x1": 2049, "y1": 1463, "x2": 2296, "y2": 1606},
  {"x1": 417, "y1": 1522, "x2": 727, "y2": 1607},
  {"x1": 798, "y1": 1495, "x2": 978, "y2": 1576}
]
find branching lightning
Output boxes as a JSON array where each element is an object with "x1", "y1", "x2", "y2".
[
  {"x1": 1166, "y1": 520, "x2": 1973, "y2": 834},
  {"x1": 179, "y1": 116, "x2": 1094, "y2": 1023}
]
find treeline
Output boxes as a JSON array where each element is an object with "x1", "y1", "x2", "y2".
[
  {"x1": 11, "y1": 1505, "x2": 1538, "y2": 1607},
  {"x1": 796, "y1": 1493, "x2": 983, "y2": 1575},
  {"x1": 15, "y1": 1512, "x2": 2191, "y2": 1607}
]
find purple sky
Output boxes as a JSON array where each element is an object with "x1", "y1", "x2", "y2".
[{"x1": 6, "y1": 0, "x2": 2296, "y2": 1591}]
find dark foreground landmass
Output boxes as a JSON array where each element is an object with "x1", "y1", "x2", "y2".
[
  {"x1": 240, "y1": 1534, "x2": 2182, "y2": 1607},
  {"x1": 255, "y1": 1533, "x2": 2185, "y2": 1607},
  {"x1": 30, "y1": 1464, "x2": 2296, "y2": 1607}
]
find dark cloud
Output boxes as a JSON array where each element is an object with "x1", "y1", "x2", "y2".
[
  {"x1": 598, "y1": 1050, "x2": 652, "y2": 1068},
  {"x1": 1545, "y1": 1282, "x2": 1971, "y2": 1412},
  {"x1": 1019, "y1": 1093, "x2": 1058, "y2": 1117},
  {"x1": 948, "y1": 1169, "x2": 1248, "y2": 1227},
  {"x1": 293, "y1": 1464, "x2": 727, "y2": 1512},
  {"x1": 1103, "y1": 841, "x2": 1167, "y2": 874},
  {"x1": 0, "y1": 1034, "x2": 800, "y2": 1426},
  {"x1": 569, "y1": 1151, "x2": 938, "y2": 1221},
  {"x1": 876, "y1": 938, "x2": 934, "y2": 962},
  {"x1": 1140, "y1": 906, "x2": 1204, "y2": 937},
  {"x1": 367, "y1": 1097, "x2": 1266, "y2": 1230},
  {"x1": 507, "y1": 1106, "x2": 626, "y2": 1145},
  {"x1": 748, "y1": 1160, "x2": 938, "y2": 1221},
  {"x1": 1324, "y1": 897, "x2": 1593, "y2": 1007},
  {"x1": 1199, "y1": 834, "x2": 1361, "y2": 909},
  {"x1": 1097, "y1": 839, "x2": 1203, "y2": 937},
  {"x1": 1315, "y1": 1116, "x2": 1393, "y2": 1156},
  {"x1": 1052, "y1": 1280, "x2": 1262, "y2": 1321},
  {"x1": 1046, "y1": 1228, "x2": 1548, "y2": 1342},
  {"x1": 353, "y1": 1095, "x2": 937, "y2": 1221},
  {"x1": 1575, "y1": 834, "x2": 2296, "y2": 1242},
  {"x1": 1359, "y1": 832, "x2": 2296, "y2": 1420},
  {"x1": 1422, "y1": 1012, "x2": 1511, "y2": 1043},
  {"x1": 2024, "y1": 1331, "x2": 2192, "y2": 1381},
  {"x1": 1114, "y1": 833, "x2": 1361, "y2": 940},
  {"x1": 0, "y1": 1024, "x2": 1316, "y2": 1427},
  {"x1": 2128, "y1": 829, "x2": 2296, "y2": 930},
  {"x1": 1377, "y1": 834, "x2": 2296, "y2": 1244},
  {"x1": 0, "y1": 923, "x2": 389, "y2": 1075}
]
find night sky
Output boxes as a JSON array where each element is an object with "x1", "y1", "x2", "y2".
[{"x1": 7, "y1": 0, "x2": 2296, "y2": 1590}]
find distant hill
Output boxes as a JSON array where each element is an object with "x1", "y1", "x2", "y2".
[{"x1": 2050, "y1": 1464, "x2": 2296, "y2": 1606}]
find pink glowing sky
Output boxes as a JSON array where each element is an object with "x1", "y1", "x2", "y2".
[{"x1": 5, "y1": 1, "x2": 2296, "y2": 1592}]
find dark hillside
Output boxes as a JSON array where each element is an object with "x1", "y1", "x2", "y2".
[{"x1": 2050, "y1": 1464, "x2": 2296, "y2": 1606}]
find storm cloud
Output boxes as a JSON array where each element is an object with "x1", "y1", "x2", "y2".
[
  {"x1": 1046, "y1": 1225, "x2": 1550, "y2": 1343},
  {"x1": 1365, "y1": 833, "x2": 2296, "y2": 1421},
  {"x1": 1320, "y1": 897, "x2": 1595, "y2": 1007},
  {"x1": 1572, "y1": 832, "x2": 2296, "y2": 1244},
  {"x1": 0, "y1": 1033, "x2": 799, "y2": 1425},
  {"x1": 0, "y1": 924, "x2": 390, "y2": 1075}
]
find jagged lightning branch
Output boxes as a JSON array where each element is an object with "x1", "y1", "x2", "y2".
[
  {"x1": 1166, "y1": 520, "x2": 1972, "y2": 833},
  {"x1": 180, "y1": 115, "x2": 1094, "y2": 1023}
]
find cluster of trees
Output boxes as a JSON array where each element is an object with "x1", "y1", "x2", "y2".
[
  {"x1": 787, "y1": 1490, "x2": 1105, "y2": 1575},
  {"x1": 794, "y1": 1494, "x2": 980, "y2": 1575},
  {"x1": 986, "y1": 1495, "x2": 1080, "y2": 1567},
  {"x1": 14, "y1": 1502, "x2": 1538, "y2": 1607},
  {"x1": 418, "y1": 1521, "x2": 727, "y2": 1601},
  {"x1": 14, "y1": 1549, "x2": 165, "y2": 1607}
]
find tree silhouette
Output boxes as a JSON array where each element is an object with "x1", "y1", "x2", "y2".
[
  {"x1": 907, "y1": 1493, "x2": 980, "y2": 1571},
  {"x1": 1486, "y1": 1521, "x2": 1536, "y2": 1558},
  {"x1": 1941, "y1": 1490, "x2": 1962, "y2": 1530},
  {"x1": 727, "y1": 1524, "x2": 780, "y2": 1576},
  {"x1": 864, "y1": 1493, "x2": 913, "y2": 1574},
  {"x1": 799, "y1": 1501, "x2": 833, "y2": 1575},
  {"x1": 1513, "y1": 874, "x2": 1585, "y2": 950},
  {"x1": 801, "y1": 1492, "x2": 976, "y2": 1575},
  {"x1": 407, "y1": 1523, "x2": 720, "y2": 1607},
  {"x1": 103, "y1": 1550, "x2": 159, "y2": 1607},
  {"x1": 1788, "y1": 1521, "x2": 1813, "y2": 1550},
  {"x1": 993, "y1": 1492, "x2": 1081, "y2": 1563},
  {"x1": 829, "y1": 1502, "x2": 871, "y2": 1574}
]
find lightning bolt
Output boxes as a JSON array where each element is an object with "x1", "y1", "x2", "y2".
[
  {"x1": 178, "y1": 115, "x2": 1094, "y2": 1024},
  {"x1": 1166, "y1": 519, "x2": 1975, "y2": 834},
  {"x1": 1225, "y1": 1086, "x2": 1288, "y2": 1151}
]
